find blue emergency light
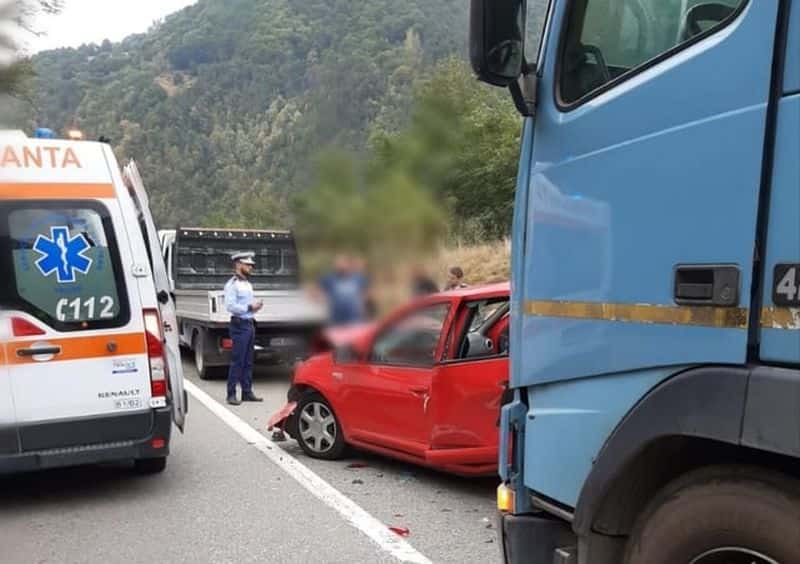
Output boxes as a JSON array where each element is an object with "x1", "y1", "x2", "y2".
[{"x1": 34, "y1": 128, "x2": 56, "y2": 139}]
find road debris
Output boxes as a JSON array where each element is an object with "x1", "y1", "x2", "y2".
[{"x1": 389, "y1": 526, "x2": 410, "y2": 537}]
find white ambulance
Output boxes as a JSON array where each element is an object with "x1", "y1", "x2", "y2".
[{"x1": 0, "y1": 130, "x2": 186, "y2": 474}]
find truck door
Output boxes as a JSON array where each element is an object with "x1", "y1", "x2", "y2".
[
  {"x1": 123, "y1": 162, "x2": 186, "y2": 430},
  {"x1": 518, "y1": 0, "x2": 781, "y2": 385}
]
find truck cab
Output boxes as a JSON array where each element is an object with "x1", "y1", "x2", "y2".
[{"x1": 471, "y1": 1, "x2": 799, "y2": 562}]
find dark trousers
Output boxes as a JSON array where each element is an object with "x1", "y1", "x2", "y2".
[{"x1": 228, "y1": 317, "x2": 255, "y2": 398}]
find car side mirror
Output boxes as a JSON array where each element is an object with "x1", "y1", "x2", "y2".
[{"x1": 469, "y1": 0, "x2": 526, "y2": 87}]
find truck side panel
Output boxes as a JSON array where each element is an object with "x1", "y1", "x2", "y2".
[{"x1": 522, "y1": 367, "x2": 681, "y2": 507}]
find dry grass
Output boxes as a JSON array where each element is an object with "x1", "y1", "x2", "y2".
[
  {"x1": 431, "y1": 239, "x2": 511, "y2": 286},
  {"x1": 366, "y1": 239, "x2": 511, "y2": 314}
]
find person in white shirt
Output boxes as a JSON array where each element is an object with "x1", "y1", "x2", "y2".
[{"x1": 224, "y1": 251, "x2": 264, "y2": 405}]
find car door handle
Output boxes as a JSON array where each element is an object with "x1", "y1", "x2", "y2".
[
  {"x1": 409, "y1": 386, "x2": 429, "y2": 395},
  {"x1": 17, "y1": 345, "x2": 61, "y2": 357}
]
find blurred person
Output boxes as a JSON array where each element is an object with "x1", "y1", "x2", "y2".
[
  {"x1": 411, "y1": 264, "x2": 439, "y2": 297},
  {"x1": 352, "y1": 255, "x2": 377, "y2": 319},
  {"x1": 319, "y1": 254, "x2": 368, "y2": 326},
  {"x1": 224, "y1": 251, "x2": 264, "y2": 406},
  {"x1": 444, "y1": 266, "x2": 468, "y2": 291}
]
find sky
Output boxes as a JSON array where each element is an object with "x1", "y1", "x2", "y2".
[{"x1": 30, "y1": 0, "x2": 198, "y2": 53}]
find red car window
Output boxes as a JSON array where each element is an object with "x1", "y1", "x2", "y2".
[
  {"x1": 369, "y1": 302, "x2": 450, "y2": 366},
  {"x1": 449, "y1": 298, "x2": 510, "y2": 361}
]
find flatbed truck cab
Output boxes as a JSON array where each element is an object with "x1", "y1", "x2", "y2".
[{"x1": 470, "y1": 1, "x2": 800, "y2": 563}]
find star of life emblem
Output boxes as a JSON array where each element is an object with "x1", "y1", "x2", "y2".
[{"x1": 33, "y1": 226, "x2": 93, "y2": 284}]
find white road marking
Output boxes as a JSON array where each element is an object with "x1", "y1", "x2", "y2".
[{"x1": 184, "y1": 380, "x2": 433, "y2": 564}]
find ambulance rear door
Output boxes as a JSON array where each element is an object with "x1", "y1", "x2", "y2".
[
  {"x1": 0, "y1": 322, "x2": 16, "y2": 456},
  {"x1": 122, "y1": 160, "x2": 185, "y2": 430},
  {"x1": 0, "y1": 140, "x2": 154, "y2": 452}
]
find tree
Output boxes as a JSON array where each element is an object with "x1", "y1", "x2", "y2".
[{"x1": 0, "y1": 1, "x2": 63, "y2": 96}]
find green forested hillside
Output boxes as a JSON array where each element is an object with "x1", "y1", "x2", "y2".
[
  {"x1": 13, "y1": 0, "x2": 523, "y2": 255},
  {"x1": 14, "y1": 0, "x2": 466, "y2": 220}
]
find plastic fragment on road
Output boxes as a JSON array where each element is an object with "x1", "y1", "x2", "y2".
[
  {"x1": 346, "y1": 461, "x2": 369, "y2": 469},
  {"x1": 389, "y1": 526, "x2": 410, "y2": 537}
]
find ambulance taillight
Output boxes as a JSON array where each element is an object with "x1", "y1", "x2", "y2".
[
  {"x1": 11, "y1": 317, "x2": 45, "y2": 337},
  {"x1": 143, "y1": 309, "x2": 168, "y2": 406}
]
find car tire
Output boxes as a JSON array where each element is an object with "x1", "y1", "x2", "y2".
[
  {"x1": 625, "y1": 465, "x2": 800, "y2": 564},
  {"x1": 292, "y1": 392, "x2": 346, "y2": 460},
  {"x1": 194, "y1": 330, "x2": 220, "y2": 380},
  {"x1": 134, "y1": 457, "x2": 167, "y2": 474}
]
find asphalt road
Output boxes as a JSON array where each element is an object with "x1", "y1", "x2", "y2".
[{"x1": 0, "y1": 357, "x2": 499, "y2": 564}]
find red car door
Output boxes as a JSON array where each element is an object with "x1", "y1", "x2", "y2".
[
  {"x1": 343, "y1": 301, "x2": 453, "y2": 457},
  {"x1": 427, "y1": 298, "x2": 510, "y2": 468}
]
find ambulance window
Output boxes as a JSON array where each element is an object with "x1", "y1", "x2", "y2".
[{"x1": 1, "y1": 202, "x2": 130, "y2": 331}]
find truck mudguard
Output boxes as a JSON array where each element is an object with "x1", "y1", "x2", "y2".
[{"x1": 573, "y1": 364, "x2": 800, "y2": 537}]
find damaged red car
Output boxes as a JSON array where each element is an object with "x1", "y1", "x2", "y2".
[{"x1": 269, "y1": 283, "x2": 510, "y2": 476}]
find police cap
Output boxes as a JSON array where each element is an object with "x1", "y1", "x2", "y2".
[{"x1": 231, "y1": 251, "x2": 256, "y2": 265}]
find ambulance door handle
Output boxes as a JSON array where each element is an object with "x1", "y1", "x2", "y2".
[{"x1": 17, "y1": 345, "x2": 61, "y2": 358}]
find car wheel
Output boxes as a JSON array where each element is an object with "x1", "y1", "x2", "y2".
[
  {"x1": 134, "y1": 457, "x2": 167, "y2": 474},
  {"x1": 292, "y1": 392, "x2": 346, "y2": 460},
  {"x1": 625, "y1": 466, "x2": 800, "y2": 564}
]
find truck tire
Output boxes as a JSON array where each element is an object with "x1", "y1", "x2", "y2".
[
  {"x1": 193, "y1": 330, "x2": 220, "y2": 380},
  {"x1": 291, "y1": 391, "x2": 347, "y2": 460},
  {"x1": 625, "y1": 466, "x2": 800, "y2": 564},
  {"x1": 134, "y1": 457, "x2": 167, "y2": 474}
]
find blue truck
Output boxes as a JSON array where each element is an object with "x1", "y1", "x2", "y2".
[{"x1": 470, "y1": 1, "x2": 800, "y2": 563}]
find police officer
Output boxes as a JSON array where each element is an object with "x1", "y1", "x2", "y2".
[{"x1": 224, "y1": 251, "x2": 264, "y2": 405}]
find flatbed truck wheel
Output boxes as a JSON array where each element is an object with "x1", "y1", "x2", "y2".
[
  {"x1": 625, "y1": 466, "x2": 800, "y2": 564},
  {"x1": 193, "y1": 329, "x2": 221, "y2": 380}
]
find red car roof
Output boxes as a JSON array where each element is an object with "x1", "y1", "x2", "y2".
[{"x1": 432, "y1": 281, "x2": 510, "y2": 299}]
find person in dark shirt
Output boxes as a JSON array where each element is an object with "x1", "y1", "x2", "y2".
[
  {"x1": 411, "y1": 264, "x2": 439, "y2": 297},
  {"x1": 319, "y1": 254, "x2": 369, "y2": 326}
]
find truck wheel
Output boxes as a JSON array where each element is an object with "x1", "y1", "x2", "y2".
[
  {"x1": 625, "y1": 466, "x2": 800, "y2": 564},
  {"x1": 134, "y1": 457, "x2": 167, "y2": 474},
  {"x1": 292, "y1": 392, "x2": 346, "y2": 460},
  {"x1": 193, "y1": 330, "x2": 219, "y2": 380}
]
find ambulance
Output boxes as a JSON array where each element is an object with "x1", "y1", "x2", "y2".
[{"x1": 0, "y1": 130, "x2": 186, "y2": 475}]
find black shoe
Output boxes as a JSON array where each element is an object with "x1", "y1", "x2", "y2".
[
  {"x1": 241, "y1": 392, "x2": 263, "y2": 402},
  {"x1": 226, "y1": 396, "x2": 241, "y2": 406}
]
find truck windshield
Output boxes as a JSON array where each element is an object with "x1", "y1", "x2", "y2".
[{"x1": 174, "y1": 230, "x2": 299, "y2": 291}]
